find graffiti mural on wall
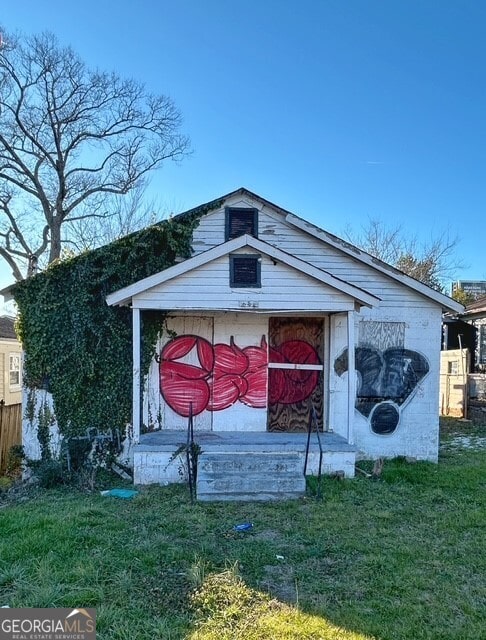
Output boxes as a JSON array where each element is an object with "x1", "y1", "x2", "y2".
[
  {"x1": 334, "y1": 346, "x2": 429, "y2": 434},
  {"x1": 268, "y1": 340, "x2": 321, "y2": 405},
  {"x1": 160, "y1": 334, "x2": 320, "y2": 417}
]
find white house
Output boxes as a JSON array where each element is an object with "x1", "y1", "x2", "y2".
[
  {"x1": 0, "y1": 316, "x2": 22, "y2": 406},
  {"x1": 106, "y1": 188, "x2": 463, "y2": 498}
]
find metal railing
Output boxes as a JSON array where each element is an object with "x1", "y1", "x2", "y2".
[
  {"x1": 186, "y1": 403, "x2": 197, "y2": 502},
  {"x1": 303, "y1": 405, "x2": 324, "y2": 497}
]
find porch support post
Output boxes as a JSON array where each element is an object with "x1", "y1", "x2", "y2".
[
  {"x1": 347, "y1": 310, "x2": 356, "y2": 444},
  {"x1": 132, "y1": 307, "x2": 141, "y2": 444}
]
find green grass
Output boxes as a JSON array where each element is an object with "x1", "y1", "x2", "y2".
[{"x1": 0, "y1": 418, "x2": 484, "y2": 639}]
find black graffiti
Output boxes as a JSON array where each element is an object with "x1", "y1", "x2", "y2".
[{"x1": 334, "y1": 346, "x2": 429, "y2": 434}]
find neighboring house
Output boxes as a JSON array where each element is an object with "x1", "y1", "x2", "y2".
[
  {"x1": 461, "y1": 295, "x2": 486, "y2": 373},
  {"x1": 460, "y1": 296, "x2": 486, "y2": 402},
  {"x1": 105, "y1": 188, "x2": 462, "y2": 490},
  {"x1": 440, "y1": 296, "x2": 486, "y2": 415},
  {"x1": 0, "y1": 316, "x2": 22, "y2": 406}
]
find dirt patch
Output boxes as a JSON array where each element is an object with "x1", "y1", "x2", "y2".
[{"x1": 259, "y1": 563, "x2": 297, "y2": 604}]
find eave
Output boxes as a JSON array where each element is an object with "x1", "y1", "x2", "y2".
[{"x1": 107, "y1": 234, "x2": 380, "y2": 309}]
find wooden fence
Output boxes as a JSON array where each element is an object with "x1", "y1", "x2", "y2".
[{"x1": 0, "y1": 401, "x2": 22, "y2": 474}]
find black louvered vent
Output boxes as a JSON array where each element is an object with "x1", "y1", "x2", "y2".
[
  {"x1": 230, "y1": 255, "x2": 261, "y2": 287},
  {"x1": 225, "y1": 207, "x2": 258, "y2": 240}
]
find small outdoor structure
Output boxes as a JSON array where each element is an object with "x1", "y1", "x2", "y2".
[
  {"x1": 105, "y1": 188, "x2": 463, "y2": 498},
  {"x1": 442, "y1": 295, "x2": 486, "y2": 420},
  {"x1": 439, "y1": 348, "x2": 469, "y2": 418},
  {"x1": 461, "y1": 296, "x2": 486, "y2": 375}
]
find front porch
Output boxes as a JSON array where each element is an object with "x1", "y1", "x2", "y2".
[{"x1": 134, "y1": 430, "x2": 357, "y2": 500}]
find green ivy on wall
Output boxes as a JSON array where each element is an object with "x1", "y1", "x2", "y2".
[{"x1": 13, "y1": 203, "x2": 219, "y2": 439}]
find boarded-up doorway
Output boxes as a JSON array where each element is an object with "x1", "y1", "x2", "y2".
[{"x1": 267, "y1": 317, "x2": 324, "y2": 432}]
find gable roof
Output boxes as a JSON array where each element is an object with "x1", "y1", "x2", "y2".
[
  {"x1": 174, "y1": 187, "x2": 463, "y2": 314},
  {"x1": 0, "y1": 187, "x2": 465, "y2": 315},
  {"x1": 107, "y1": 234, "x2": 380, "y2": 308},
  {"x1": 462, "y1": 295, "x2": 486, "y2": 319},
  {"x1": 0, "y1": 315, "x2": 17, "y2": 340}
]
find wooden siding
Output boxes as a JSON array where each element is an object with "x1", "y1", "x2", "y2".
[
  {"x1": 0, "y1": 353, "x2": 4, "y2": 400},
  {"x1": 191, "y1": 194, "x2": 440, "y2": 310},
  {"x1": 144, "y1": 315, "x2": 269, "y2": 433},
  {"x1": 133, "y1": 253, "x2": 356, "y2": 312}
]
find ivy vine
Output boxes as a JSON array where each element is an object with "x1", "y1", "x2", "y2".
[{"x1": 13, "y1": 202, "x2": 220, "y2": 438}]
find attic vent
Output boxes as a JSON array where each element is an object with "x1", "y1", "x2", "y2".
[
  {"x1": 230, "y1": 254, "x2": 261, "y2": 288},
  {"x1": 225, "y1": 207, "x2": 258, "y2": 240}
]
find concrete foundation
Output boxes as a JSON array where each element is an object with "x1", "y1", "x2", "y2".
[{"x1": 133, "y1": 430, "x2": 357, "y2": 498}]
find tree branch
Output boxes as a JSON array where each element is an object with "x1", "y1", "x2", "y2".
[{"x1": 0, "y1": 245, "x2": 24, "y2": 281}]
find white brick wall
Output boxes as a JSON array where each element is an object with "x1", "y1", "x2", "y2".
[
  {"x1": 22, "y1": 388, "x2": 62, "y2": 461},
  {"x1": 330, "y1": 306, "x2": 441, "y2": 462}
]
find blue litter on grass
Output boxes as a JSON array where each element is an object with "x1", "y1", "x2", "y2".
[
  {"x1": 233, "y1": 522, "x2": 253, "y2": 532},
  {"x1": 100, "y1": 489, "x2": 138, "y2": 499}
]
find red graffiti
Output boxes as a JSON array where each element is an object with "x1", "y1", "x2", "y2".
[
  {"x1": 240, "y1": 339, "x2": 269, "y2": 408},
  {"x1": 207, "y1": 338, "x2": 249, "y2": 411},
  {"x1": 160, "y1": 336, "x2": 213, "y2": 417},
  {"x1": 159, "y1": 334, "x2": 320, "y2": 417},
  {"x1": 268, "y1": 340, "x2": 320, "y2": 405}
]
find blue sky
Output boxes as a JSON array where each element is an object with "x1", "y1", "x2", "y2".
[{"x1": 1, "y1": 0, "x2": 485, "y2": 297}]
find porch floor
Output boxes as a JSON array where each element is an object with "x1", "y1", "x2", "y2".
[
  {"x1": 136, "y1": 429, "x2": 356, "y2": 454},
  {"x1": 133, "y1": 430, "x2": 357, "y2": 492}
]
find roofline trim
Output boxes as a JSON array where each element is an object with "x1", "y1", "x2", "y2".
[{"x1": 107, "y1": 233, "x2": 380, "y2": 308}]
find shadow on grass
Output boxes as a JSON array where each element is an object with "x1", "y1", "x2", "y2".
[{"x1": 1, "y1": 427, "x2": 484, "y2": 640}]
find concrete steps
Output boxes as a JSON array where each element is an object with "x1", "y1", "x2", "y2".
[
  {"x1": 196, "y1": 451, "x2": 306, "y2": 501},
  {"x1": 133, "y1": 431, "x2": 357, "y2": 493}
]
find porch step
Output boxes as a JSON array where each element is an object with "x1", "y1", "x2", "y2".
[{"x1": 196, "y1": 451, "x2": 306, "y2": 501}]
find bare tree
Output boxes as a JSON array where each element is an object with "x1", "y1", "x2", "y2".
[
  {"x1": 344, "y1": 218, "x2": 463, "y2": 292},
  {"x1": 65, "y1": 184, "x2": 160, "y2": 252},
  {"x1": 0, "y1": 29, "x2": 189, "y2": 280}
]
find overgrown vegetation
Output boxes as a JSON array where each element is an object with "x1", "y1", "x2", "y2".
[
  {"x1": 190, "y1": 567, "x2": 373, "y2": 639},
  {"x1": 25, "y1": 428, "x2": 123, "y2": 490},
  {"x1": 12, "y1": 206, "x2": 217, "y2": 442},
  {"x1": 0, "y1": 420, "x2": 484, "y2": 639}
]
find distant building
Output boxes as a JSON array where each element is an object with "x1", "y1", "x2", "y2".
[
  {"x1": 0, "y1": 316, "x2": 22, "y2": 405},
  {"x1": 461, "y1": 296, "x2": 486, "y2": 373},
  {"x1": 451, "y1": 280, "x2": 486, "y2": 298}
]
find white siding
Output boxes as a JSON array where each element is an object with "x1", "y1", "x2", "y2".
[
  {"x1": 141, "y1": 193, "x2": 444, "y2": 462},
  {"x1": 144, "y1": 314, "x2": 269, "y2": 433},
  {"x1": 144, "y1": 316, "x2": 214, "y2": 432},
  {"x1": 211, "y1": 315, "x2": 268, "y2": 432},
  {"x1": 191, "y1": 194, "x2": 440, "y2": 309},
  {"x1": 133, "y1": 252, "x2": 355, "y2": 312}
]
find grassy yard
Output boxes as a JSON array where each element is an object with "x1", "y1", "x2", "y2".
[{"x1": 0, "y1": 418, "x2": 484, "y2": 640}]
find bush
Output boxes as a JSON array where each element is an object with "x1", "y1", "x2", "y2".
[
  {"x1": 0, "y1": 476, "x2": 13, "y2": 492},
  {"x1": 5, "y1": 445, "x2": 25, "y2": 479},
  {"x1": 30, "y1": 459, "x2": 65, "y2": 488}
]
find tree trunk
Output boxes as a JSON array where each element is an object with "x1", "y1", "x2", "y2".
[{"x1": 49, "y1": 219, "x2": 62, "y2": 263}]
